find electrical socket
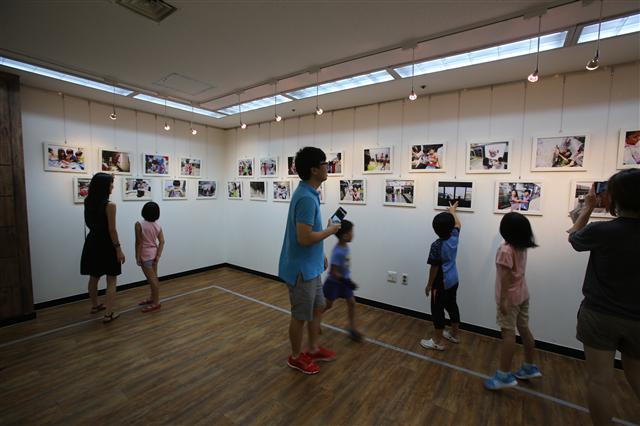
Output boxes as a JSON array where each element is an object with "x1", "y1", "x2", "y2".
[
  {"x1": 401, "y1": 273, "x2": 408, "y2": 285},
  {"x1": 387, "y1": 271, "x2": 397, "y2": 283}
]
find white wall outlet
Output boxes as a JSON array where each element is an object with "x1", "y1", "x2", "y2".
[
  {"x1": 401, "y1": 273, "x2": 408, "y2": 285},
  {"x1": 387, "y1": 271, "x2": 397, "y2": 283}
]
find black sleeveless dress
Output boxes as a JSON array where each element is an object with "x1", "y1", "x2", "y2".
[{"x1": 80, "y1": 201, "x2": 121, "y2": 277}]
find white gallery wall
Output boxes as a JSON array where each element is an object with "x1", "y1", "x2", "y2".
[{"x1": 222, "y1": 62, "x2": 639, "y2": 351}]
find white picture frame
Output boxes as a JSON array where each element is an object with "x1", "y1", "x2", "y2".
[
  {"x1": 569, "y1": 180, "x2": 612, "y2": 219},
  {"x1": 466, "y1": 140, "x2": 511, "y2": 174},
  {"x1": 122, "y1": 178, "x2": 153, "y2": 201},
  {"x1": 617, "y1": 128, "x2": 640, "y2": 169},
  {"x1": 196, "y1": 180, "x2": 217, "y2": 200},
  {"x1": 249, "y1": 180, "x2": 267, "y2": 201},
  {"x1": 531, "y1": 134, "x2": 588, "y2": 171},
  {"x1": 409, "y1": 144, "x2": 446, "y2": 173},
  {"x1": 227, "y1": 180, "x2": 243, "y2": 200},
  {"x1": 258, "y1": 157, "x2": 278, "y2": 177},
  {"x1": 142, "y1": 153, "x2": 171, "y2": 176},
  {"x1": 73, "y1": 177, "x2": 91, "y2": 203},
  {"x1": 272, "y1": 180, "x2": 292, "y2": 202},
  {"x1": 434, "y1": 180, "x2": 475, "y2": 212},
  {"x1": 383, "y1": 179, "x2": 416, "y2": 207},
  {"x1": 363, "y1": 146, "x2": 393, "y2": 174},
  {"x1": 162, "y1": 179, "x2": 188, "y2": 200},
  {"x1": 286, "y1": 155, "x2": 298, "y2": 178},
  {"x1": 179, "y1": 157, "x2": 203, "y2": 178},
  {"x1": 339, "y1": 179, "x2": 367, "y2": 205},
  {"x1": 494, "y1": 180, "x2": 544, "y2": 216},
  {"x1": 237, "y1": 158, "x2": 255, "y2": 178},
  {"x1": 326, "y1": 151, "x2": 344, "y2": 176},
  {"x1": 99, "y1": 148, "x2": 132, "y2": 175},
  {"x1": 44, "y1": 142, "x2": 87, "y2": 173}
]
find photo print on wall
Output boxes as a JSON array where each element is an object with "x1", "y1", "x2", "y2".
[
  {"x1": 532, "y1": 134, "x2": 588, "y2": 171},
  {"x1": 435, "y1": 181, "x2": 474, "y2": 211},
  {"x1": 197, "y1": 180, "x2": 216, "y2": 199},
  {"x1": 339, "y1": 179, "x2": 366, "y2": 205},
  {"x1": 287, "y1": 155, "x2": 298, "y2": 177},
  {"x1": 237, "y1": 158, "x2": 254, "y2": 177},
  {"x1": 259, "y1": 157, "x2": 278, "y2": 177},
  {"x1": 179, "y1": 157, "x2": 202, "y2": 178},
  {"x1": 273, "y1": 181, "x2": 292, "y2": 202},
  {"x1": 122, "y1": 178, "x2": 152, "y2": 201},
  {"x1": 227, "y1": 180, "x2": 243, "y2": 199},
  {"x1": 100, "y1": 149, "x2": 131, "y2": 175},
  {"x1": 384, "y1": 179, "x2": 415, "y2": 207},
  {"x1": 73, "y1": 177, "x2": 91, "y2": 203},
  {"x1": 467, "y1": 140, "x2": 509, "y2": 173},
  {"x1": 410, "y1": 144, "x2": 445, "y2": 172},
  {"x1": 363, "y1": 147, "x2": 392, "y2": 174},
  {"x1": 249, "y1": 180, "x2": 267, "y2": 201},
  {"x1": 494, "y1": 181, "x2": 543, "y2": 215},
  {"x1": 617, "y1": 129, "x2": 640, "y2": 169},
  {"x1": 44, "y1": 142, "x2": 86, "y2": 173},
  {"x1": 162, "y1": 179, "x2": 188, "y2": 200},
  {"x1": 569, "y1": 181, "x2": 612, "y2": 219},
  {"x1": 143, "y1": 153, "x2": 170, "y2": 176},
  {"x1": 326, "y1": 152, "x2": 343, "y2": 176}
]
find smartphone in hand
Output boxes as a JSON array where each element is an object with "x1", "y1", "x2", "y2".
[{"x1": 330, "y1": 207, "x2": 347, "y2": 224}]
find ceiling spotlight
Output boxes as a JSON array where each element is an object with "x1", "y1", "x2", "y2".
[
  {"x1": 316, "y1": 106, "x2": 323, "y2": 115},
  {"x1": 527, "y1": 68, "x2": 539, "y2": 83},
  {"x1": 191, "y1": 127, "x2": 198, "y2": 135},
  {"x1": 408, "y1": 90, "x2": 417, "y2": 101},
  {"x1": 586, "y1": 52, "x2": 599, "y2": 71},
  {"x1": 528, "y1": 15, "x2": 542, "y2": 83},
  {"x1": 164, "y1": 121, "x2": 171, "y2": 131},
  {"x1": 275, "y1": 114, "x2": 282, "y2": 122},
  {"x1": 240, "y1": 122, "x2": 247, "y2": 129},
  {"x1": 109, "y1": 111, "x2": 117, "y2": 120}
]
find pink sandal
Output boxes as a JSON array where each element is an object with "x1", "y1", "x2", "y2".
[{"x1": 141, "y1": 304, "x2": 161, "y2": 313}]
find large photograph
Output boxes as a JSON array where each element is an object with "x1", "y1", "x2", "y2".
[
  {"x1": 339, "y1": 179, "x2": 366, "y2": 205},
  {"x1": 273, "y1": 181, "x2": 292, "y2": 202},
  {"x1": 237, "y1": 158, "x2": 254, "y2": 177},
  {"x1": 73, "y1": 177, "x2": 91, "y2": 203},
  {"x1": 435, "y1": 181, "x2": 474, "y2": 211},
  {"x1": 384, "y1": 179, "x2": 415, "y2": 207},
  {"x1": 197, "y1": 180, "x2": 216, "y2": 199},
  {"x1": 259, "y1": 157, "x2": 278, "y2": 177},
  {"x1": 569, "y1": 181, "x2": 611, "y2": 219},
  {"x1": 467, "y1": 141, "x2": 509, "y2": 173},
  {"x1": 44, "y1": 143, "x2": 86, "y2": 173},
  {"x1": 495, "y1": 181, "x2": 543, "y2": 215},
  {"x1": 532, "y1": 135, "x2": 587, "y2": 171},
  {"x1": 410, "y1": 144, "x2": 444, "y2": 172},
  {"x1": 100, "y1": 149, "x2": 131, "y2": 175},
  {"x1": 363, "y1": 147, "x2": 392, "y2": 174},
  {"x1": 143, "y1": 153, "x2": 170, "y2": 176},
  {"x1": 326, "y1": 152, "x2": 343, "y2": 176},
  {"x1": 617, "y1": 129, "x2": 640, "y2": 169},
  {"x1": 122, "y1": 178, "x2": 152, "y2": 201},
  {"x1": 249, "y1": 181, "x2": 267, "y2": 201},
  {"x1": 227, "y1": 181, "x2": 243, "y2": 199},
  {"x1": 162, "y1": 179, "x2": 188, "y2": 200},
  {"x1": 179, "y1": 157, "x2": 202, "y2": 178}
]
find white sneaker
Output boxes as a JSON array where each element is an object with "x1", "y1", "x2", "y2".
[
  {"x1": 443, "y1": 330, "x2": 459, "y2": 344},
  {"x1": 420, "y1": 338, "x2": 445, "y2": 351}
]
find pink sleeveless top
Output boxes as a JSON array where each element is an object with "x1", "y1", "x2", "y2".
[{"x1": 138, "y1": 220, "x2": 161, "y2": 261}]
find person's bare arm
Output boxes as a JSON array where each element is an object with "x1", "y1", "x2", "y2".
[
  {"x1": 425, "y1": 265, "x2": 439, "y2": 298},
  {"x1": 106, "y1": 203, "x2": 125, "y2": 264},
  {"x1": 296, "y1": 221, "x2": 340, "y2": 247},
  {"x1": 449, "y1": 201, "x2": 461, "y2": 229},
  {"x1": 567, "y1": 185, "x2": 596, "y2": 235},
  {"x1": 330, "y1": 264, "x2": 342, "y2": 279},
  {"x1": 134, "y1": 222, "x2": 142, "y2": 266},
  {"x1": 498, "y1": 265, "x2": 511, "y2": 315},
  {"x1": 155, "y1": 230, "x2": 165, "y2": 264}
]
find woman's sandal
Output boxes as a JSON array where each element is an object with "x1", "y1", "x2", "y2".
[
  {"x1": 90, "y1": 304, "x2": 105, "y2": 314},
  {"x1": 141, "y1": 304, "x2": 161, "y2": 313},
  {"x1": 138, "y1": 299, "x2": 153, "y2": 306},
  {"x1": 102, "y1": 312, "x2": 120, "y2": 323}
]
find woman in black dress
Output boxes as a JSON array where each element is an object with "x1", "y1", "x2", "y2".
[{"x1": 81, "y1": 173, "x2": 125, "y2": 323}]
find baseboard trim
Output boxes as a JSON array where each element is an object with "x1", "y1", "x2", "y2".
[{"x1": 0, "y1": 312, "x2": 37, "y2": 327}]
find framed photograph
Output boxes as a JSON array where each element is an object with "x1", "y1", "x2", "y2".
[
  {"x1": 273, "y1": 180, "x2": 292, "y2": 202},
  {"x1": 73, "y1": 177, "x2": 91, "y2": 203},
  {"x1": 227, "y1": 180, "x2": 243, "y2": 200},
  {"x1": 99, "y1": 149, "x2": 132, "y2": 175},
  {"x1": 249, "y1": 180, "x2": 267, "y2": 201},
  {"x1": 617, "y1": 129, "x2": 640, "y2": 169},
  {"x1": 143, "y1": 153, "x2": 170, "y2": 176},
  {"x1": 569, "y1": 181, "x2": 612, "y2": 219},
  {"x1": 384, "y1": 179, "x2": 415, "y2": 207},
  {"x1": 339, "y1": 179, "x2": 366, "y2": 205},
  {"x1": 179, "y1": 157, "x2": 202, "y2": 178},
  {"x1": 43, "y1": 142, "x2": 87, "y2": 173},
  {"x1": 435, "y1": 181, "x2": 475, "y2": 211},
  {"x1": 286, "y1": 155, "x2": 298, "y2": 177},
  {"x1": 162, "y1": 179, "x2": 187, "y2": 200},
  {"x1": 326, "y1": 151, "x2": 344, "y2": 176},
  {"x1": 494, "y1": 181, "x2": 543, "y2": 215},
  {"x1": 532, "y1": 134, "x2": 588, "y2": 171},
  {"x1": 363, "y1": 147, "x2": 392, "y2": 174},
  {"x1": 259, "y1": 157, "x2": 278, "y2": 177},
  {"x1": 410, "y1": 144, "x2": 445, "y2": 172},
  {"x1": 122, "y1": 178, "x2": 152, "y2": 201},
  {"x1": 197, "y1": 180, "x2": 217, "y2": 200},
  {"x1": 237, "y1": 158, "x2": 254, "y2": 177},
  {"x1": 467, "y1": 140, "x2": 510, "y2": 173}
]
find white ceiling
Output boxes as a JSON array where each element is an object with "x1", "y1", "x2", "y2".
[{"x1": 0, "y1": 0, "x2": 638, "y2": 129}]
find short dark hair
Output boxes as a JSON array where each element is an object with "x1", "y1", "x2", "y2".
[
  {"x1": 500, "y1": 212, "x2": 537, "y2": 249},
  {"x1": 607, "y1": 169, "x2": 640, "y2": 216},
  {"x1": 295, "y1": 147, "x2": 326, "y2": 180},
  {"x1": 335, "y1": 219, "x2": 353, "y2": 240},
  {"x1": 432, "y1": 212, "x2": 455, "y2": 239},
  {"x1": 142, "y1": 201, "x2": 160, "y2": 222}
]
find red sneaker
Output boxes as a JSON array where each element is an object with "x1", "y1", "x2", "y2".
[
  {"x1": 287, "y1": 353, "x2": 320, "y2": 374},
  {"x1": 306, "y1": 347, "x2": 337, "y2": 362}
]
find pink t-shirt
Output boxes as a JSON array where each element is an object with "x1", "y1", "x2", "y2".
[
  {"x1": 495, "y1": 242, "x2": 529, "y2": 306},
  {"x1": 138, "y1": 220, "x2": 162, "y2": 261}
]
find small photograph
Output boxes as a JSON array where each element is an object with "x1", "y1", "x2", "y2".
[
  {"x1": 162, "y1": 179, "x2": 188, "y2": 200},
  {"x1": 326, "y1": 152, "x2": 343, "y2": 176},
  {"x1": 532, "y1": 135, "x2": 587, "y2": 171},
  {"x1": 197, "y1": 180, "x2": 216, "y2": 199},
  {"x1": 273, "y1": 181, "x2": 292, "y2": 202},
  {"x1": 259, "y1": 157, "x2": 278, "y2": 177},
  {"x1": 467, "y1": 141, "x2": 509, "y2": 173},
  {"x1": 179, "y1": 157, "x2": 202, "y2": 178},
  {"x1": 249, "y1": 180, "x2": 267, "y2": 201},
  {"x1": 436, "y1": 181, "x2": 474, "y2": 211},
  {"x1": 287, "y1": 155, "x2": 298, "y2": 177},
  {"x1": 569, "y1": 181, "x2": 611, "y2": 218},
  {"x1": 100, "y1": 149, "x2": 131, "y2": 175},
  {"x1": 122, "y1": 178, "x2": 152, "y2": 201},
  {"x1": 410, "y1": 144, "x2": 444, "y2": 172},
  {"x1": 495, "y1": 181, "x2": 543, "y2": 215},
  {"x1": 227, "y1": 180, "x2": 243, "y2": 199},
  {"x1": 73, "y1": 177, "x2": 91, "y2": 203},
  {"x1": 363, "y1": 147, "x2": 392, "y2": 173},
  {"x1": 384, "y1": 179, "x2": 415, "y2": 207},
  {"x1": 44, "y1": 143, "x2": 86, "y2": 173},
  {"x1": 143, "y1": 153, "x2": 170, "y2": 176},
  {"x1": 617, "y1": 129, "x2": 640, "y2": 169},
  {"x1": 238, "y1": 158, "x2": 254, "y2": 177},
  {"x1": 339, "y1": 179, "x2": 366, "y2": 205}
]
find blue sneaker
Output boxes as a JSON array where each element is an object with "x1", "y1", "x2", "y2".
[
  {"x1": 484, "y1": 371, "x2": 518, "y2": 390},
  {"x1": 514, "y1": 364, "x2": 542, "y2": 380}
]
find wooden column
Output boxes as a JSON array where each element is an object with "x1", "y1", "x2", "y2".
[{"x1": 0, "y1": 71, "x2": 34, "y2": 325}]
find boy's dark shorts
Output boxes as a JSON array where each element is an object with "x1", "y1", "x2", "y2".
[
  {"x1": 577, "y1": 304, "x2": 640, "y2": 359},
  {"x1": 323, "y1": 276, "x2": 354, "y2": 301}
]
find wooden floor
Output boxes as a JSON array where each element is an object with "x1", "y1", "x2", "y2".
[{"x1": 1, "y1": 268, "x2": 638, "y2": 425}]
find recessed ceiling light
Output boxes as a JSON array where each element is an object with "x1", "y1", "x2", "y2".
[
  {"x1": 133, "y1": 94, "x2": 225, "y2": 118},
  {"x1": 578, "y1": 13, "x2": 640, "y2": 43}
]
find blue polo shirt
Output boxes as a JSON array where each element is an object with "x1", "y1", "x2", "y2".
[{"x1": 278, "y1": 181, "x2": 324, "y2": 285}]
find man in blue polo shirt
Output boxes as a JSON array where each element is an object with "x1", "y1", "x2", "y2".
[{"x1": 279, "y1": 146, "x2": 341, "y2": 375}]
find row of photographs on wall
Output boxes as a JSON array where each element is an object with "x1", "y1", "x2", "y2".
[
  {"x1": 45, "y1": 129, "x2": 640, "y2": 177},
  {"x1": 72, "y1": 176, "x2": 612, "y2": 218}
]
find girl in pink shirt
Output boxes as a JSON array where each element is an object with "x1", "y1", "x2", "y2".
[
  {"x1": 135, "y1": 202, "x2": 165, "y2": 313},
  {"x1": 485, "y1": 212, "x2": 542, "y2": 390}
]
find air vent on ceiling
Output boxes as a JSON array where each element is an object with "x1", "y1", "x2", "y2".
[{"x1": 115, "y1": 0, "x2": 176, "y2": 22}]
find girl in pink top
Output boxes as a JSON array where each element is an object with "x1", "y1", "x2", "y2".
[
  {"x1": 135, "y1": 202, "x2": 165, "y2": 313},
  {"x1": 485, "y1": 212, "x2": 542, "y2": 390}
]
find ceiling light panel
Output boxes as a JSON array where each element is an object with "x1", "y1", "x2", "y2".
[
  {"x1": 286, "y1": 70, "x2": 394, "y2": 100},
  {"x1": 133, "y1": 93, "x2": 226, "y2": 118},
  {"x1": 218, "y1": 95, "x2": 292, "y2": 115},
  {"x1": 578, "y1": 13, "x2": 640, "y2": 44}
]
